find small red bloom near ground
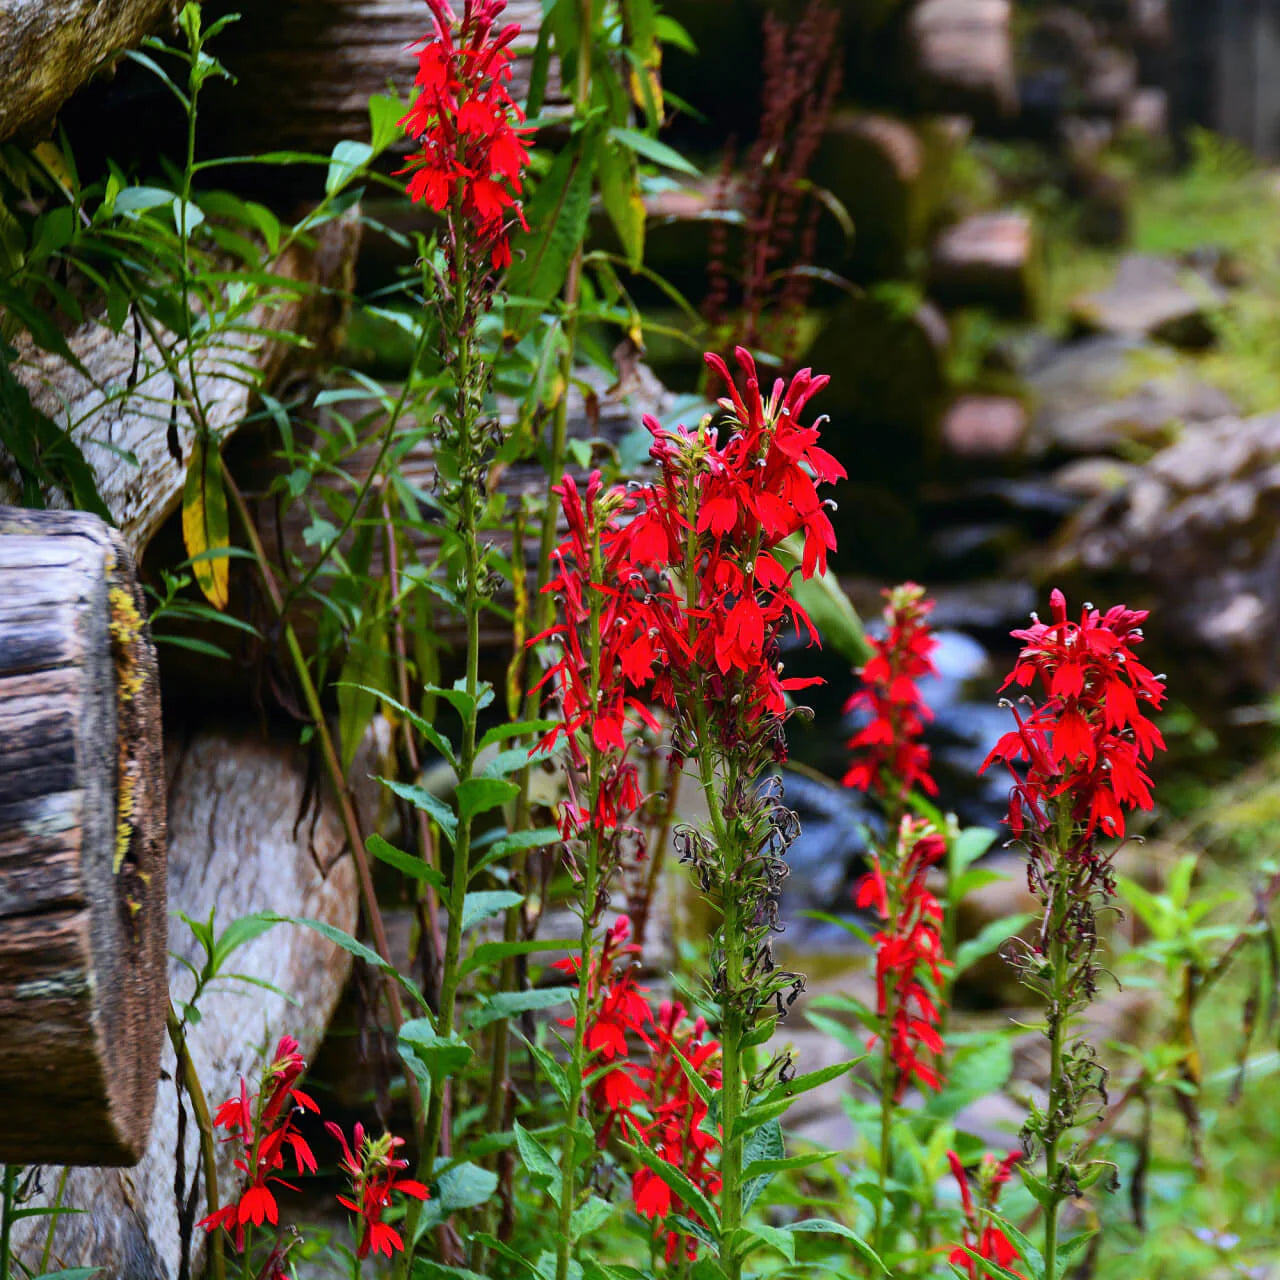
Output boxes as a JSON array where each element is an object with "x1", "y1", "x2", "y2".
[
  {"x1": 326, "y1": 1122, "x2": 430, "y2": 1260},
  {"x1": 398, "y1": 0, "x2": 531, "y2": 267},
  {"x1": 857, "y1": 818, "x2": 950, "y2": 1095},
  {"x1": 947, "y1": 1150, "x2": 1025, "y2": 1279},
  {"x1": 198, "y1": 1036, "x2": 320, "y2": 1250},
  {"x1": 560, "y1": 918, "x2": 722, "y2": 1262},
  {"x1": 981, "y1": 589, "x2": 1167, "y2": 840},
  {"x1": 843, "y1": 582, "x2": 939, "y2": 800}
]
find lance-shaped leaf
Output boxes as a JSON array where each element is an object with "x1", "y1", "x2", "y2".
[
  {"x1": 621, "y1": 1140, "x2": 721, "y2": 1233},
  {"x1": 182, "y1": 431, "x2": 230, "y2": 608}
]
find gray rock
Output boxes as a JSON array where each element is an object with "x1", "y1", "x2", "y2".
[
  {"x1": 1055, "y1": 412, "x2": 1280, "y2": 695},
  {"x1": 929, "y1": 210, "x2": 1038, "y2": 316},
  {"x1": 941, "y1": 394, "x2": 1029, "y2": 458},
  {"x1": 908, "y1": 0, "x2": 1019, "y2": 120},
  {"x1": 1070, "y1": 253, "x2": 1226, "y2": 348},
  {"x1": 1024, "y1": 333, "x2": 1237, "y2": 455}
]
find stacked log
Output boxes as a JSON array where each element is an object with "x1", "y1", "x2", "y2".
[{"x1": 0, "y1": 507, "x2": 165, "y2": 1166}]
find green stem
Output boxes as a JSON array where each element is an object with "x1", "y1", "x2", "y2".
[
  {"x1": 874, "y1": 1039, "x2": 893, "y2": 1258},
  {"x1": 167, "y1": 1005, "x2": 226, "y2": 1280},
  {"x1": 1, "y1": 1165, "x2": 15, "y2": 1280},
  {"x1": 1044, "y1": 927, "x2": 1068, "y2": 1280},
  {"x1": 554, "y1": 529, "x2": 606, "y2": 1280},
  {"x1": 399, "y1": 214, "x2": 483, "y2": 1278}
]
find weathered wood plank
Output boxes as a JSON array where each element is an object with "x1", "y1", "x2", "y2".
[
  {"x1": 10, "y1": 727, "x2": 369, "y2": 1280},
  {"x1": 0, "y1": 507, "x2": 167, "y2": 1165},
  {"x1": 0, "y1": 0, "x2": 173, "y2": 142}
]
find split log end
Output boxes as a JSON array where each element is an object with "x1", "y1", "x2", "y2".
[{"x1": 0, "y1": 506, "x2": 167, "y2": 1166}]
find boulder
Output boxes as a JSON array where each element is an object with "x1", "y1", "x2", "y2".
[
  {"x1": 1053, "y1": 412, "x2": 1280, "y2": 697},
  {"x1": 1024, "y1": 335, "x2": 1237, "y2": 456},
  {"x1": 941, "y1": 394, "x2": 1029, "y2": 459},
  {"x1": 812, "y1": 111, "x2": 926, "y2": 280},
  {"x1": 929, "y1": 211, "x2": 1038, "y2": 316},
  {"x1": 1070, "y1": 253, "x2": 1226, "y2": 349},
  {"x1": 907, "y1": 0, "x2": 1018, "y2": 120}
]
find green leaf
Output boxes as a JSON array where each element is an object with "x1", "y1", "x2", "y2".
[
  {"x1": 1016, "y1": 1164, "x2": 1055, "y2": 1211},
  {"x1": 457, "y1": 776, "x2": 520, "y2": 823},
  {"x1": 525, "y1": 1037, "x2": 573, "y2": 1108},
  {"x1": 952, "y1": 826, "x2": 998, "y2": 872},
  {"x1": 468, "y1": 986, "x2": 572, "y2": 1029},
  {"x1": 400, "y1": 1019, "x2": 473, "y2": 1081},
  {"x1": 506, "y1": 129, "x2": 601, "y2": 338},
  {"x1": 742, "y1": 1148, "x2": 840, "y2": 1181},
  {"x1": 730, "y1": 1097, "x2": 792, "y2": 1140},
  {"x1": 789, "y1": 561, "x2": 870, "y2": 665},
  {"x1": 598, "y1": 138, "x2": 644, "y2": 269},
  {"x1": 345, "y1": 684, "x2": 457, "y2": 768},
  {"x1": 461, "y1": 890, "x2": 524, "y2": 932},
  {"x1": 326, "y1": 139, "x2": 373, "y2": 195},
  {"x1": 377, "y1": 777, "x2": 458, "y2": 845},
  {"x1": 246, "y1": 913, "x2": 428, "y2": 1010},
  {"x1": 741, "y1": 1118, "x2": 784, "y2": 1212},
  {"x1": 668, "y1": 1040, "x2": 714, "y2": 1106},
  {"x1": 463, "y1": 937, "x2": 568, "y2": 978},
  {"x1": 438, "y1": 1161, "x2": 498, "y2": 1211},
  {"x1": 621, "y1": 1140, "x2": 720, "y2": 1232},
  {"x1": 761, "y1": 1059, "x2": 856, "y2": 1107},
  {"x1": 928, "y1": 1038, "x2": 1014, "y2": 1120},
  {"x1": 425, "y1": 679, "x2": 495, "y2": 720},
  {"x1": 514, "y1": 1122, "x2": 561, "y2": 1203},
  {"x1": 477, "y1": 719, "x2": 558, "y2": 752},
  {"x1": 210, "y1": 914, "x2": 278, "y2": 972},
  {"x1": 369, "y1": 92, "x2": 404, "y2": 154},
  {"x1": 367, "y1": 833, "x2": 445, "y2": 888},
  {"x1": 609, "y1": 126, "x2": 700, "y2": 177},
  {"x1": 957, "y1": 1251, "x2": 1029, "y2": 1280},
  {"x1": 181, "y1": 433, "x2": 230, "y2": 609},
  {"x1": 739, "y1": 1223, "x2": 794, "y2": 1264},
  {"x1": 570, "y1": 1195, "x2": 614, "y2": 1241},
  {"x1": 954, "y1": 914, "x2": 1031, "y2": 977},
  {"x1": 783, "y1": 1220, "x2": 885, "y2": 1274}
]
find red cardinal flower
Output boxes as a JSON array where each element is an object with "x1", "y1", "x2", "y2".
[
  {"x1": 843, "y1": 582, "x2": 938, "y2": 800},
  {"x1": 198, "y1": 1036, "x2": 320, "y2": 1251},
  {"x1": 857, "y1": 818, "x2": 949, "y2": 1096},
  {"x1": 980, "y1": 589, "x2": 1166, "y2": 841},
  {"x1": 327, "y1": 1123, "x2": 430, "y2": 1259},
  {"x1": 948, "y1": 1150, "x2": 1025, "y2": 1279},
  {"x1": 398, "y1": 0, "x2": 532, "y2": 268},
  {"x1": 605, "y1": 347, "x2": 844, "y2": 748},
  {"x1": 559, "y1": 919, "x2": 723, "y2": 1262}
]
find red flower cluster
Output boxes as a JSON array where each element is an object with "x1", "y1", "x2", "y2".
[
  {"x1": 398, "y1": 0, "x2": 531, "y2": 267},
  {"x1": 603, "y1": 347, "x2": 845, "y2": 743},
  {"x1": 560, "y1": 918, "x2": 723, "y2": 1262},
  {"x1": 198, "y1": 1036, "x2": 319, "y2": 1248},
  {"x1": 947, "y1": 1150, "x2": 1025, "y2": 1279},
  {"x1": 200, "y1": 1036, "x2": 425, "y2": 1262},
  {"x1": 856, "y1": 818, "x2": 949, "y2": 1095},
  {"x1": 843, "y1": 582, "x2": 938, "y2": 800},
  {"x1": 981, "y1": 589, "x2": 1167, "y2": 840},
  {"x1": 327, "y1": 1122, "x2": 430, "y2": 1259},
  {"x1": 535, "y1": 473, "x2": 656, "y2": 840}
]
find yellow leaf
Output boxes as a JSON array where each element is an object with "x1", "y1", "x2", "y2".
[{"x1": 182, "y1": 432, "x2": 230, "y2": 609}]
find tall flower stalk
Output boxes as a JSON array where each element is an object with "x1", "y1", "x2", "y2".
[
  {"x1": 601, "y1": 347, "x2": 844, "y2": 1277},
  {"x1": 535, "y1": 473, "x2": 651, "y2": 1280},
  {"x1": 394, "y1": 0, "x2": 530, "y2": 1263},
  {"x1": 982, "y1": 590, "x2": 1166, "y2": 1276},
  {"x1": 844, "y1": 583, "x2": 943, "y2": 1257}
]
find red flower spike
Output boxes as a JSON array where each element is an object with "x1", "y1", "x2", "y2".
[
  {"x1": 327, "y1": 1123, "x2": 430, "y2": 1260},
  {"x1": 559, "y1": 919, "x2": 723, "y2": 1263},
  {"x1": 843, "y1": 582, "x2": 939, "y2": 800},
  {"x1": 198, "y1": 1036, "x2": 319, "y2": 1253},
  {"x1": 398, "y1": 0, "x2": 532, "y2": 269},
  {"x1": 948, "y1": 1150, "x2": 1026, "y2": 1280},
  {"x1": 980, "y1": 590, "x2": 1167, "y2": 841},
  {"x1": 856, "y1": 817, "x2": 950, "y2": 1097}
]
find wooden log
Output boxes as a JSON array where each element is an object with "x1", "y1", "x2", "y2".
[
  {"x1": 0, "y1": 506, "x2": 166, "y2": 1166},
  {"x1": 11, "y1": 726, "x2": 368, "y2": 1279},
  {"x1": 0, "y1": 0, "x2": 172, "y2": 142},
  {"x1": 1, "y1": 208, "x2": 362, "y2": 559}
]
